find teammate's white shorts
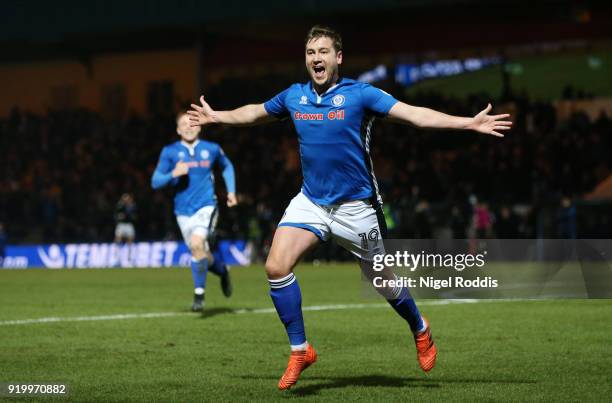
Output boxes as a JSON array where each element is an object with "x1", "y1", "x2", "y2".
[
  {"x1": 176, "y1": 205, "x2": 218, "y2": 247},
  {"x1": 115, "y1": 223, "x2": 135, "y2": 240},
  {"x1": 278, "y1": 192, "x2": 386, "y2": 261}
]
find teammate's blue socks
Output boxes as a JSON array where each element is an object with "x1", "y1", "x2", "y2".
[
  {"x1": 208, "y1": 250, "x2": 228, "y2": 277},
  {"x1": 191, "y1": 257, "x2": 209, "y2": 290},
  {"x1": 388, "y1": 286, "x2": 426, "y2": 334},
  {"x1": 269, "y1": 273, "x2": 307, "y2": 347}
]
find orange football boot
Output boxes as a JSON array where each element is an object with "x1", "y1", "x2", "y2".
[
  {"x1": 414, "y1": 317, "x2": 437, "y2": 372},
  {"x1": 278, "y1": 344, "x2": 318, "y2": 390}
]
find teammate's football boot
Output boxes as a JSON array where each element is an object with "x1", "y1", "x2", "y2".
[
  {"x1": 278, "y1": 344, "x2": 317, "y2": 390},
  {"x1": 221, "y1": 268, "x2": 233, "y2": 298},
  {"x1": 414, "y1": 317, "x2": 436, "y2": 372}
]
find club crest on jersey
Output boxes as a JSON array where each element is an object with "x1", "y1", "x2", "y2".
[
  {"x1": 200, "y1": 150, "x2": 210, "y2": 159},
  {"x1": 299, "y1": 95, "x2": 308, "y2": 105},
  {"x1": 332, "y1": 94, "x2": 345, "y2": 107}
]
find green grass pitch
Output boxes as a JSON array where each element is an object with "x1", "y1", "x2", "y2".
[{"x1": 1, "y1": 264, "x2": 611, "y2": 402}]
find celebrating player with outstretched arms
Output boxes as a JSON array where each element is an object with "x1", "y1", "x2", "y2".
[
  {"x1": 188, "y1": 25, "x2": 511, "y2": 390},
  {"x1": 189, "y1": 91, "x2": 510, "y2": 136}
]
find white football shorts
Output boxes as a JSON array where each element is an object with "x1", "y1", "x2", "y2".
[
  {"x1": 278, "y1": 192, "x2": 386, "y2": 261},
  {"x1": 176, "y1": 205, "x2": 218, "y2": 247},
  {"x1": 115, "y1": 223, "x2": 135, "y2": 239}
]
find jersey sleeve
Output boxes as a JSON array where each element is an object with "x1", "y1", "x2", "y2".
[
  {"x1": 151, "y1": 147, "x2": 177, "y2": 189},
  {"x1": 155, "y1": 147, "x2": 173, "y2": 173},
  {"x1": 263, "y1": 87, "x2": 291, "y2": 119},
  {"x1": 360, "y1": 83, "x2": 399, "y2": 116},
  {"x1": 215, "y1": 145, "x2": 236, "y2": 193}
]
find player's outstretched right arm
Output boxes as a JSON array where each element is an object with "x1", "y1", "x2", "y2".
[{"x1": 188, "y1": 96, "x2": 275, "y2": 127}]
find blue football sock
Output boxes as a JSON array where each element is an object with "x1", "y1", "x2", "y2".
[
  {"x1": 208, "y1": 250, "x2": 228, "y2": 277},
  {"x1": 269, "y1": 273, "x2": 306, "y2": 347},
  {"x1": 191, "y1": 257, "x2": 209, "y2": 290},
  {"x1": 388, "y1": 286, "x2": 425, "y2": 334}
]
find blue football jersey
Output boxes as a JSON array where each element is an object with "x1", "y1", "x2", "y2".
[
  {"x1": 264, "y1": 78, "x2": 398, "y2": 206},
  {"x1": 152, "y1": 140, "x2": 235, "y2": 216}
]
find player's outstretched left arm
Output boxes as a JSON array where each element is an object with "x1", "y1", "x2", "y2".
[{"x1": 387, "y1": 102, "x2": 512, "y2": 137}]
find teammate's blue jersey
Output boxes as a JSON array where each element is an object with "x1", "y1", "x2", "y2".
[
  {"x1": 151, "y1": 139, "x2": 235, "y2": 216},
  {"x1": 264, "y1": 78, "x2": 398, "y2": 206}
]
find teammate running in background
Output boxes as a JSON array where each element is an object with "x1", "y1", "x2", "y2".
[
  {"x1": 188, "y1": 25, "x2": 511, "y2": 389},
  {"x1": 152, "y1": 112, "x2": 237, "y2": 311},
  {"x1": 114, "y1": 193, "x2": 137, "y2": 245}
]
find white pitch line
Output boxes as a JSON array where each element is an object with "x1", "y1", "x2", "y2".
[
  {"x1": 234, "y1": 299, "x2": 481, "y2": 315},
  {"x1": 232, "y1": 303, "x2": 387, "y2": 315},
  {"x1": 0, "y1": 312, "x2": 193, "y2": 326},
  {"x1": 0, "y1": 299, "x2": 482, "y2": 326}
]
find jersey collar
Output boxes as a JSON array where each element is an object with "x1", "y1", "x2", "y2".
[
  {"x1": 180, "y1": 139, "x2": 200, "y2": 157},
  {"x1": 309, "y1": 78, "x2": 344, "y2": 104}
]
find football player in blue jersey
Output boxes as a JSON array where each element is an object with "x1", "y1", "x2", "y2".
[
  {"x1": 188, "y1": 26, "x2": 512, "y2": 389},
  {"x1": 152, "y1": 112, "x2": 237, "y2": 312}
]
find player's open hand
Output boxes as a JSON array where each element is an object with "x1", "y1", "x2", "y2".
[
  {"x1": 469, "y1": 103, "x2": 512, "y2": 137},
  {"x1": 172, "y1": 161, "x2": 189, "y2": 177},
  {"x1": 226, "y1": 192, "x2": 238, "y2": 208},
  {"x1": 188, "y1": 96, "x2": 217, "y2": 127}
]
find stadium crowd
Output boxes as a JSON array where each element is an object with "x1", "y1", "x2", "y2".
[{"x1": 1, "y1": 76, "x2": 610, "y2": 254}]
